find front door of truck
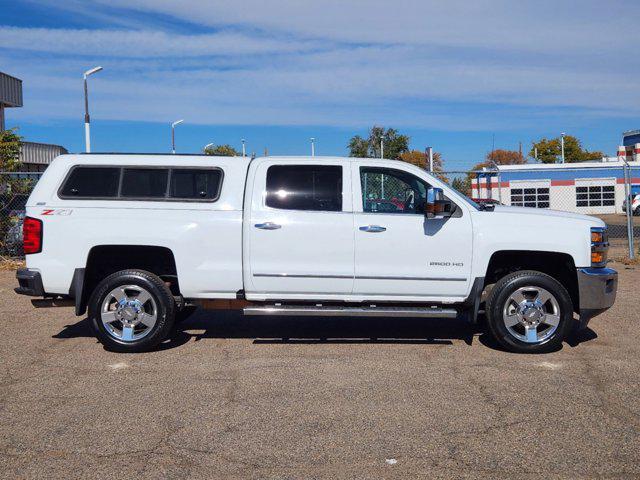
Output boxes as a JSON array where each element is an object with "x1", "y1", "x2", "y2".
[
  {"x1": 352, "y1": 162, "x2": 473, "y2": 299},
  {"x1": 245, "y1": 160, "x2": 354, "y2": 298}
]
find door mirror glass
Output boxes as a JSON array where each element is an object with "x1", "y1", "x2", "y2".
[{"x1": 425, "y1": 187, "x2": 455, "y2": 219}]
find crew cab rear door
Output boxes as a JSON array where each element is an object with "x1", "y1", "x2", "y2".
[{"x1": 244, "y1": 159, "x2": 354, "y2": 299}]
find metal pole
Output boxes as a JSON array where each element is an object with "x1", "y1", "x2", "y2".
[
  {"x1": 84, "y1": 77, "x2": 90, "y2": 153},
  {"x1": 623, "y1": 161, "x2": 635, "y2": 259},
  {"x1": 427, "y1": 147, "x2": 433, "y2": 172},
  {"x1": 380, "y1": 139, "x2": 384, "y2": 159},
  {"x1": 311, "y1": 137, "x2": 315, "y2": 157},
  {"x1": 242, "y1": 139, "x2": 246, "y2": 157},
  {"x1": 171, "y1": 119, "x2": 183, "y2": 154},
  {"x1": 82, "y1": 66, "x2": 102, "y2": 152},
  {"x1": 561, "y1": 133, "x2": 565, "y2": 163}
]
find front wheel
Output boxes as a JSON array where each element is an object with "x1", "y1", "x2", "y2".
[
  {"x1": 88, "y1": 269, "x2": 175, "y2": 352},
  {"x1": 486, "y1": 270, "x2": 574, "y2": 353}
]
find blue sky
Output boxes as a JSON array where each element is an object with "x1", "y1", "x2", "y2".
[{"x1": 2, "y1": 0, "x2": 639, "y2": 170}]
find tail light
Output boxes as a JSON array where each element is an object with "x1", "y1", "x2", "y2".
[{"x1": 23, "y1": 217, "x2": 43, "y2": 254}]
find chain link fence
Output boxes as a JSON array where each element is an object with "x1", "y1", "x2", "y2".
[
  {"x1": 0, "y1": 172, "x2": 42, "y2": 260},
  {"x1": 439, "y1": 165, "x2": 639, "y2": 259},
  {"x1": 1, "y1": 165, "x2": 638, "y2": 260}
]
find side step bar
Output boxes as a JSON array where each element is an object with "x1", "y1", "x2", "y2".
[{"x1": 243, "y1": 305, "x2": 458, "y2": 318}]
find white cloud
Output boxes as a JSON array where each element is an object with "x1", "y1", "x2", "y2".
[
  {"x1": 0, "y1": 26, "x2": 324, "y2": 57},
  {"x1": 2, "y1": 1, "x2": 639, "y2": 131}
]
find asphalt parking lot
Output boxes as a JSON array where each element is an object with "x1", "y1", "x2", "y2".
[{"x1": 1, "y1": 265, "x2": 639, "y2": 479}]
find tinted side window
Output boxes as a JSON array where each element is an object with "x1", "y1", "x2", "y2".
[
  {"x1": 266, "y1": 165, "x2": 342, "y2": 211},
  {"x1": 170, "y1": 169, "x2": 222, "y2": 200},
  {"x1": 360, "y1": 167, "x2": 429, "y2": 214},
  {"x1": 121, "y1": 168, "x2": 168, "y2": 198},
  {"x1": 60, "y1": 167, "x2": 120, "y2": 197}
]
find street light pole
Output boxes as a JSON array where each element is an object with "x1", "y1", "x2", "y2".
[
  {"x1": 560, "y1": 132, "x2": 566, "y2": 163},
  {"x1": 204, "y1": 142, "x2": 214, "y2": 153},
  {"x1": 171, "y1": 119, "x2": 184, "y2": 154},
  {"x1": 83, "y1": 66, "x2": 103, "y2": 153},
  {"x1": 241, "y1": 139, "x2": 246, "y2": 157},
  {"x1": 310, "y1": 137, "x2": 315, "y2": 157},
  {"x1": 426, "y1": 146, "x2": 433, "y2": 172},
  {"x1": 380, "y1": 139, "x2": 384, "y2": 159}
]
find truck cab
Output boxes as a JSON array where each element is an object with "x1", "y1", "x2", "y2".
[{"x1": 16, "y1": 154, "x2": 618, "y2": 353}]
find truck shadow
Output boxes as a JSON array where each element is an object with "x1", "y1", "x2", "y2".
[{"x1": 53, "y1": 308, "x2": 598, "y2": 353}]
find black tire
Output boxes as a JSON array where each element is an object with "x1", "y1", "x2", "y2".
[
  {"x1": 174, "y1": 305, "x2": 198, "y2": 323},
  {"x1": 485, "y1": 270, "x2": 574, "y2": 353},
  {"x1": 634, "y1": 206, "x2": 640, "y2": 217},
  {"x1": 88, "y1": 269, "x2": 175, "y2": 353}
]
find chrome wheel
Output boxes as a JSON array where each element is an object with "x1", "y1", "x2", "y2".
[
  {"x1": 101, "y1": 285, "x2": 157, "y2": 342},
  {"x1": 502, "y1": 286, "x2": 561, "y2": 344}
]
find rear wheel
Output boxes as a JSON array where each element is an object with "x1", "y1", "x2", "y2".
[
  {"x1": 486, "y1": 270, "x2": 574, "y2": 353},
  {"x1": 88, "y1": 269, "x2": 175, "y2": 352}
]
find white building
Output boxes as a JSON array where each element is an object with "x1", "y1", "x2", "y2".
[{"x1": 472, "y1": 134, "x2": 640, "y2": 215}]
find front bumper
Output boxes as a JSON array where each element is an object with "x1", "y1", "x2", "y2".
[
  {"x1": 15, "y1": 268, "x2": 45, "y2": 297},
  {"x1": 576, "y1": 267, "x2": 618, "y2": 327}
]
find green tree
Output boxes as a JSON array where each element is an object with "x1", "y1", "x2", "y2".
[
  {"x1": 451, "y1": 176, "x2": 471, "y2": 196},
  {"x1": 204, "y1": 144, "x2": 241, "y2": 156},
  {"x1": 530, "y1": 135, "x2": 603, "y2": 163},
  {"x1": 348, "y1": 126, "x2": 409, "y2": 160},
  {"x1": 399, "y1": 149, "x2": 448, "y2": 183},
  {"x1": 0, "y1": 128, "x2": 22, "y2": 171}
]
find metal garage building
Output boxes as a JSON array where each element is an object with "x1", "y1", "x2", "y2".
[{"x1": 1, "y1": 71, "x2": 67, "y2": 172}]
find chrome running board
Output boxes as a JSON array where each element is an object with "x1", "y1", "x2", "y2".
[{"x1": 243, "y1": 305, "x2": 458, "y2": 318}]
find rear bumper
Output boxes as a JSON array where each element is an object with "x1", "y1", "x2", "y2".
[
  {"x1": 576, "y1": 267, "x2": 617, "y2": 327},
  {"x1": 15, "y1": 268, "x2": 45, "y2": 297}
]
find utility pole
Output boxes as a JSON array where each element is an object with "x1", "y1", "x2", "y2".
[
  {"x1": 426, "y1": 146, "x2": 433, "y2": 171},
  {"x1": 380, "y1": 139, "x2": 384, "y2": 159},
  {"x1": 310, "y1": 137, "x2": 315, "y2": 157},
  {"x1": 560, "y1": 132, "x2": 566, "y2": 163},
  {"x1": 519, "y1": 141, "x2": 523, "y2": 161},
  {"x1": 83, "y1": 66, "x2": 103, "y2": 152},
  {"x1": 241, "y1": 139, "x2": 246, "y2": 157}
]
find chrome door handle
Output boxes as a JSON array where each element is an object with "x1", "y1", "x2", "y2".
[
  {"x1": 255, "y1": 222, "x2": 281, "y2": 230},
  {"x1": 359, "y1": 225, "x2": 386, "y2": 233}
]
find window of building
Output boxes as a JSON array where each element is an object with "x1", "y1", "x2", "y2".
[
  {"x1": 59, "y1": 167, "x2": 120, "y2": 197},
  {"x1": 360, "y1": 167, "x2": 430, "y2": 214},
  {"x1": 266, "y1": 165, "x2": 342, "y2": 211},
  {"x1": 576, "y1": 185, "x2": 615, "y2": 207},
  {"x1": 121, "y1": 168, "x2": 169, "y2": 198},
  {"x1": 170, "y1": 169, "x2": 222, "y2": 200},
  {"x1": 510, "y1": 187, "x2": 550, "y2": 208}
]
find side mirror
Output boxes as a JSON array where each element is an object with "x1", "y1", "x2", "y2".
[{"x1": 425, "y1": 187, "x2": 455, "y2": 219}]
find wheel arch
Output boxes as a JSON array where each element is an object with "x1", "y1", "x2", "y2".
[
  {"x1": 483, "y1": 250, "x2": 579, "y2": 313},
  {"x1": 73, "y1": 245, "x2": 179, "y2": 316}
]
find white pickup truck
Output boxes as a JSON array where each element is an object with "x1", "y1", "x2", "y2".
[{"x1": 16, "y1": 154, "x2": 617, "y2": 353}]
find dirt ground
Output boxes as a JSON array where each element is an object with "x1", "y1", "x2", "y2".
[{"x1": 1, "y1": 264, "x2": 639, "y2": 479}]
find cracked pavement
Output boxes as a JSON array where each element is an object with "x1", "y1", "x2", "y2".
[{"x1": 1, "y1": 264, "x2": 639, "y2": 479}]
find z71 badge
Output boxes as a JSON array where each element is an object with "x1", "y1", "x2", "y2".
[{"x1": 41, "y1": 209, "x2": 73, "y2": 216}]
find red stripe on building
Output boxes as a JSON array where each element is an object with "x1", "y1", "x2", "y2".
[
  {"x1": 617, "y1": 178, "x2": 640, "y2": 184},
  {"x1": 551, "y1": 180, "x2": 575, "y2": 186},
  {"x1": 499, "y1": 181, "x2": 509, "y2": 188}
]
